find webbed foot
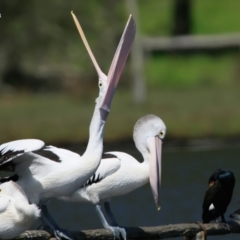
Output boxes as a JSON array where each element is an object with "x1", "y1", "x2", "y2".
[
  {"x1": 106, "y1": 226, "x2": 127, "y2": 240},
  {"x1": 54, "y1": 228, "x2": 73, "y2": 240}
]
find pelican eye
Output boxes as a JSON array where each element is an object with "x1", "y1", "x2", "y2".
[
  {"x1": 99, "y1": 81, "x2": 103, "y2": 87},
  {"x1": 159, "y1": 130, "x2": 164, "y2": 138}
]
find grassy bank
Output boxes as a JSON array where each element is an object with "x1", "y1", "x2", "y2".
[
  {"x1": 1, "y1": 1, "x2": 240, "y2": 145},
  {"x1": 139, "y1": 0, "x2": 240, "y2": 36},
  {"x1": 145, "y1": 53, "x2": 240, "y2": 88},
  {"x1": 1, "y1": 84, "x2": 240, "y2": 144}
]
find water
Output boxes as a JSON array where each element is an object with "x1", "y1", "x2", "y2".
[
  {"x1": 1, "y1": 142, "x2": 240, "y2": 239},
  {"x1": 45, "y1": 143, "x2": 240, "y2": 240}
]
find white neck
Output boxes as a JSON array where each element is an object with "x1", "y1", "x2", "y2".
[
  {"x1": 135, "y1": 141, "x2": 150, "y2": 164},
  {"x1": 82, "y1": 96, "x2": 105, "y2": 164},
  {"x1": 141, "y1": 150, "x2": 151, "y2": 164}
]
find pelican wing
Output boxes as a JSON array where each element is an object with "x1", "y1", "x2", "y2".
[
  {"x1": 39, "y1": 146, "x2": 81, "y2": 162},
  {"x1": 12, "y1": 146, "x2": 81, "y2": 178},
  {"x1": 33, "y1": 146, "x2": 62, "y2": 162},
  {"x1": 82, "y1": 154, "x2": 120, "y2": 188},
  {"x1": 1, "y1": 144, "x2": 81, "y2": 172},
  {"x1": 0, "y1": 139, "x2": 45, "y2": 166},
  {"x1": 0, "y1": 145, "x2": 82, "y2": 186},
  {"x1": 18, "y1": 145, "x2": 81, "y2": 165}
]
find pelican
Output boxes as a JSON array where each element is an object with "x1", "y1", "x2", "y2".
[
  {"x1": 0, "y1": 13, "x2": 135, "y2": 240},
  {"x1": 60, "y1": 114, "x2": 166, "y2": 240},
  {"x1": 0, "y1": 181, "x2": 40, "y2": 239}
]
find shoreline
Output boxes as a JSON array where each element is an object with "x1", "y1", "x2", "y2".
[{"x1": 57, "y1": 135, "x2": 240, "y2": 154}]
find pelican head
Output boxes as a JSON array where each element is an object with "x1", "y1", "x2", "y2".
[
  {"x1": 133, "y1": 114, "x2": 166, "y2": 210},
  {"x1": 71, "y1": 12, "x2": 135, "y2": 121}
]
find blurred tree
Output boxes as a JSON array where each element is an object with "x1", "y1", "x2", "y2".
[
  {"x1": 0, "y1": 0, "x2": 127, "y2": 91},
  {"x1": 172, "y1": 0, "x2": 192, "y2": 35}
]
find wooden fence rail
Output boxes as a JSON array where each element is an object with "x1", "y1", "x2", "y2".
[
  {"x1": 15, "y1": 220, "x2": 240, "y2": 240},
  {"x1": 142, "y1": 33, "x2": 240, "y2": 52}
]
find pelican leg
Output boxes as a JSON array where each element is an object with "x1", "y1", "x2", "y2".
[
  {"x1": 41, "y1": 205, "x2": 73, "y2": 240},
  {"x1": 95, "y1": 203, "x2": 127, "y2": 240},
  {"x1": 104, "y1": 201, "x2": 119, "y2": 226},
  {"x1": 39, "y1": 211, "x2": 56, "y2": 234},
  {"x1": 104, "y1": 202, "x2": 127, "y2": 239}
]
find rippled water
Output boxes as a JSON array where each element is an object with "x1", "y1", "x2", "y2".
[{"x1": 47, "y1": 143, "x2": 240, "y2": 240}]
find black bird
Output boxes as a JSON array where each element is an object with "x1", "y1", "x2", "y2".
[{"x1": 202, "y1": 169, "x2": 235, "y2": 223}]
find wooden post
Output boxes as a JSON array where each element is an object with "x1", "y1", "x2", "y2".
[{"x1": 125, "y1": 0, "x2": 146, "y2": 104}]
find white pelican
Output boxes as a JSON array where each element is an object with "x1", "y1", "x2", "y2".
[
  {"x1": 0, "y1": 13, "x2": 135, "y2": 240},
  {"x1": 0, "y1": 181, "x2": 40, "y2": 239},
  {"x1": 60, "y1": 114, "x2": 166, "y2": 240}
]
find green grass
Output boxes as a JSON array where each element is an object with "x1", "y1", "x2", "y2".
[
  {"x1": 145, "y1": 53, "x2": 240, "y2": 88},
  {"x1": 138, "y1": 1, "x2": 173, "y2": 36},
  {"x1": 2, "y1": 1, "x2": 240, "y2": 144},
  {"x1": 1, "y1": 85, "x2": 240, "y2": 144},
  {"x1": 193, "y1": 0, "x2": 240, "y2": 34},
  {"x1": 138, "y1": 0, "x2": 240, "y2": 36},
  {"x1": 138, "y1": 1, "x2": 240, "y2": 88},
  {"x1": 0, "y1": 93, "x2": 94, "y2": 143}
]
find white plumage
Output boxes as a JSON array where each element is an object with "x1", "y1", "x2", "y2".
[
  {"x1": 0, "y1": 181, "x2": 40, "y2": 239},
  {"x1": 66, "y1": 152, "x2": 149, "y2": 204}
]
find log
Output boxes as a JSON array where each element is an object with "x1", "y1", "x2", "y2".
[
  {"x1": 14, "y1": 220, "x2": 240, "y2": 239},
  {"x1": 16, "y1": 230, "x2": 52, "y2": 240}
]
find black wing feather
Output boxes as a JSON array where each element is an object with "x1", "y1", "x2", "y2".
[
  {"x1": 0, "y1": 174, "x2": 19, "y2": 183},
  {"x1": 33, "y1": 147, "x2": 61, "y2": 162},
  {"x1": 0, "y1": 148, "x2": 24, "y2": 165},
  {"x1": 81, "y1": 173, "x2": 102, "y2": 188}
]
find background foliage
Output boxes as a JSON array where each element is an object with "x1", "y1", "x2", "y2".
[{"x1": 0, "y1": 0, "x2": 240, "y2": 143}]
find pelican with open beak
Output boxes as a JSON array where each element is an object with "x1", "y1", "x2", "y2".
[{"x1": 0, "y1": 13, "x2": 135, "y2": 240}]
